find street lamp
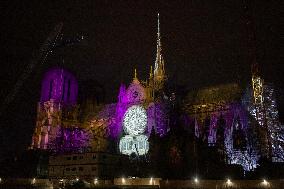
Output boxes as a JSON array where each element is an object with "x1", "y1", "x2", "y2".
[
  {"x1": 94, "y1": 178, "x2": 98, "y2": 185},
  {"x1": 226, "y1": 179, "x2": 232, "y2": 186},
  {"x1": 263, "y1": 179, "x2": 268, "y2": 186},
  {"x1": 31, "y1": 178, "x2": 36, "y2": 185},
  {"x1": 122, "y1": 177, "x2": 125, "y2": 184},
  {"x1": 194, "y1": 177, "x2": 199, "y2": 183}
]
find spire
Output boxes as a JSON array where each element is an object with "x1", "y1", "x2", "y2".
[
  {"x1": 154, "y1": 13, "x2": 166, "y2": 91},
  {"x1": 149, "y1": 65, "x2": 153, "y2": 78},
  {"x1": 134, "y1": 68, "x2": 137, "y2": 79},
  {"x1": 154, "y1": 13, "x2": 162, "y2": 75},
  {"x1": 243, "y1": 0, "x2": 263, "y2": 106},
  {"x1": 157, "y1": 13, "x2": 161, "y2": 47},
  {"x1": 133, "y1": 68, "x2": 140, "y2": 84}
]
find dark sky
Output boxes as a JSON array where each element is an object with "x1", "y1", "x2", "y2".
[{"x1": 0, "y1": 0, "x2": 283, "y2": 157}]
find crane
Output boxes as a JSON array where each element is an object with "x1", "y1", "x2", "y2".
[{"x1": 0, "y1": 22, "x2": 84, "y2": 117}]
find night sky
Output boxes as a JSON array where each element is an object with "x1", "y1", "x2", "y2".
[{"x1": 0, "y1": 0, "x2": 282, "y2": 158}]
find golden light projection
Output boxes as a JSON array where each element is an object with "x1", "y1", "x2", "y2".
[{"x1": 252, "y1": 76, "x2": 264, "y2": 105}]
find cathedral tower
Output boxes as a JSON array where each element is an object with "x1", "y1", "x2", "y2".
[{"x1": 31, "y1": 67, "x2": 78, "y2": 150}]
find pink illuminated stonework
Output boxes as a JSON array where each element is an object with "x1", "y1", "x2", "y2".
[
  {"x1": 40, "y1": 67, "x2": 78, "y2": 104},
  {"x1": 31, "y1": 67, "x2": 79, "y2": 151}
]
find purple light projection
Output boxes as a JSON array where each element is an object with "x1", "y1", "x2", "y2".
[
  {"x1": 48, "y1": 127, "x2": 90, "y2": 153},
  {"x1": 112, "y1": 83, "x2": 169, "y2": 139},
  {"x1": 97, "y1": 103, "x2": 119, "y2": 139},
  {"x1": 40, "y1": 67, "x2": 78, "y2": 104},
  {"x1": 223, "y1": 103, "x2": 259, "y2": 171},
  {"x1": 184, "y1": 103, "x2": 259, "y2": 171},
  {"x1": 244, "y1": 84, "x2": 284, "y2": 162},
  {"x1": 147, "y1": 102, "x2": 169, "y2": 136}
]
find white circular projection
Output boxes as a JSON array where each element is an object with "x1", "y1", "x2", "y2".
[
  {"x1": 123, "y1": 105, "x2": 147, "y2": 135},
  {"x1": 119, "y1": 135, "x2": 149, "y2": 155}
]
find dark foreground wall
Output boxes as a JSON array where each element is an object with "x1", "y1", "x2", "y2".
[
  {"x1": 0, "y1": 178, "x2": 284, "y2": 189},
  {"x1": 160, "y1": 179, "x2": 284, "y2": 189}
]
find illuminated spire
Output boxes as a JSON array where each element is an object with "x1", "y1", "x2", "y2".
[
  {"x1": 133, "y1": 68, "x2": 140, "y2": 84},
  {"x1": 134, "y1": 68, "x2": 137, "y2": 79},
  {"x1": 149, "y1": 65, "x2": 153, "y2": 78},
  {"x1": 154, "y1": 13, "x2": 166, "y2": 91},
  {"x1": 154, "y1": 13, "x2": 162, "y2": 75},
  {"x1": 243, "y1": 0, "x2": 263, "y2": 106},
  {"x1": 157, "y1": 13, "x2": 161, "y2": 48}
]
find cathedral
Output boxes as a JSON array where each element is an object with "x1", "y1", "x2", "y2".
[{"x1": 30, "y1": 14, "x2": 283, "y2": 175}]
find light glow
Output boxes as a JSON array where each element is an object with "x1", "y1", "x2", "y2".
[
  {"x1": 226, "y1": 179, "x2": 232, "y2": 186},
  {"x1": 263, "y1": 179, "x2": 268, "y2": 186},
  {"x1": 94, "y1": 178, "x2": 98, "y2": 185},
  {"x1": 31, "y1": 178, "x2": 36, "y2": 185},
  {"x1": 194, "y1": 177, "x2": 198, "y2": 183}
]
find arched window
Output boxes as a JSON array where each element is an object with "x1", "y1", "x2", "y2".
[
  {"x1": 232, "y1": 116, "x2": 246, "y2": 150},
  {"x1": 48, "y1": 80, "x2": 53, "y2": 100},
  {"x1": 62, "y1": 77, "x2": 66, "y2": 101},
  {"x1": 67, "y1": 79, "x2": 71, "y2": 101},
  {"x1": 203, "y1": 116, "x2": 211, "y2": 143},
  {"x1": 216, "y1": 115, "x2": 225, "y2": 147}
]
